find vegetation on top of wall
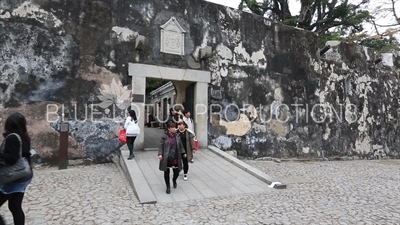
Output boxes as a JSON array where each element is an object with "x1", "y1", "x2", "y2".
[
  {"x1": 318, "y1": 32, "x2": 400, "y2": 52},
  {"x1": 239, "y1": 0, "x2": 400, "y2": 53}
]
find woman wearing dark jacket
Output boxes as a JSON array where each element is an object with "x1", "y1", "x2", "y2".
[
  {"x1": 158, "y1": 122, "x2": 186, "y2": 194},
  {"x1": 0, "y1": 113, "x2": 33, "y2": 225},
  {"x1": 176, "y1": 120, "x2": 195, "y2": 181}
]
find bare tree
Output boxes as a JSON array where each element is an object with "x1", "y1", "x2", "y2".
[{"x1": 363, "y1": 0, "x2": 400, "y2": 50}]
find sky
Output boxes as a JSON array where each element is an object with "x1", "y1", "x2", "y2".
[
  {"x1": 205, "y1": 0, "x2": 301, "y2": 23},
  {"x1": 205, "y1": 0, "x2": 400, "y2": 40}
]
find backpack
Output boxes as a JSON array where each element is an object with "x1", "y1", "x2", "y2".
[{"x1": 126, "y1": 120, "x2": 140, "y2": 136}]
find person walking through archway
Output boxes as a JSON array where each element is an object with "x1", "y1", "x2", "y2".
[
  {"x1": 177, "y1": 120, "x2": 195, "y2": 181},
  {"x1": 158, "y1": 122, "x2": 186, "y2": 194}
]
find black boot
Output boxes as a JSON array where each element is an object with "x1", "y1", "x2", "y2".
[
  {"x1": 172, "y1": 168, "x2": 179, "y2": 188},
  {"x1": 166, "y1": 186, "x2": 171, "y2": 194},
  {"x1": 127, "y1": 153, "x2": 135, "y2": 160}
]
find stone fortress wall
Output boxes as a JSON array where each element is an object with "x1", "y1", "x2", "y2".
[{"x1": 0, "y1": 0, "x2": 399, "y2": 163}]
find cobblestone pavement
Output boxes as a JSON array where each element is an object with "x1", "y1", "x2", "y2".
[{"x1": 1, "y1": 160, "x2": 399, "y2": 224}]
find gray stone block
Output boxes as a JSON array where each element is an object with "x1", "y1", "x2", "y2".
[{"x1": 208, "y1": 145, "x2": 287, "y2": 189}]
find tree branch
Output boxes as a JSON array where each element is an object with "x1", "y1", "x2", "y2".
[
  {"x1": 374, "y1": 23, "x2": 400, "y2": 27},
  {"x1": 371, "y1": 20, "x2": 381, "y2": 35},
  {"x1": 316, "y1": 21, "x2": 344, "y2": 34},
  {"x1": 390, "y1": 0, "x2": 400, "y2": 24}
]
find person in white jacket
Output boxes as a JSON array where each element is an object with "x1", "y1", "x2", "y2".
[
  {"x1": 182, "y1": 110, "x2": 194, "y2": 134},
  {"x1": 124, "y1": 110, "x2": 140, "y2": 160}
]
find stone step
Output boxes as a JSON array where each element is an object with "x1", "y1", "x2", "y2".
[{"x1": 118, "y1": 149, "x2": 157, "y2": 204}]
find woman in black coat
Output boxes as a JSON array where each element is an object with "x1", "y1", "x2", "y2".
[
  {"x1": 0, "y1": 113, "x2": 33, "y2": 225},
  {"x1": 158, "y1": 122, "x2": 186, "y2": 194}
]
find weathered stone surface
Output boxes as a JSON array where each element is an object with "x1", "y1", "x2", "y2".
[
  {"x1": 0, "y1": 0, "x2": 399, "y2": 162},
  {"x1": 1, "y1": 160, "x2": 400, "y2": 224},
  {"x1": 0, "y1": 21, "x2": 80, "y2": 108},
  {"x1": 0, "y1": 102, "x2": 83, "y2": 163},
  {"x1": 50, "y1": 118, "x2": 124, "y2": 162}
]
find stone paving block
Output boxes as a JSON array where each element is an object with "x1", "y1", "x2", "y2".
[
  {"x1": 208, "y1": 164, "x2": 232, "y2": 180},
  {"x1": 198, "y1": 166, "x2": 214, "y2": 174},
  {"x1": 188, "y1": 176, "x2": 210, "y2": 190},
  {"x1": 170, "y1": 187, "x2": 190, "y2": 202},
  {"x1": 246, "y1": 184, "x2": 268, "y2": 192},
  {"x1": 179, "y1": 182, "x2": 205, "y2": 200},
  {"x1": 228, "y1": 178, "x2": 255, "y2": 193},
  {"x1": 207, "y1": 166, "x2": 227, "y2": 181},
  {"x1": 226, "y1": 186, "x2": 243, "y2": 195},
  {"x1": 204, "y1": 179, "x2": 229, "y2": 196},
  {"x1": 227, "y1": 170, "x2": 257, "y2": 185},
  {"x1": 217, "y1": 178, "x2": 234, "y2": 189},
  {"x1": 191, "y1": 165, "x2": 214, "y2": 181},
  {"x1": 149, "y1": 184, "x2": 174, "y2": 203},
  {"x1": 144, "y1": 176, "x2": 160, "y2": 186},
  {"x1": 208, "y1": 145, "x2": 287, "y2": 189},
  {"x1": 196, "y1": 188, "x2": 218, "y2": 198}
]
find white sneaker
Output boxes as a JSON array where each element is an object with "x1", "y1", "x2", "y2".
[{"x1": 183, "y1": 174, "x2": 188, "y2": 181}]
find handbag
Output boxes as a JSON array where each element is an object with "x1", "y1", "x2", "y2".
[
  {"x1": 0, "y1": 133, "x2": 31, "y2": 185},
  {"x1": 126, "y1": 121, "x2": 140, "y2": 136},
  {"x1": 118, "y1": 129, "x2": 127, "y2": 144},
  {"x1": 194, "y1": 139, "x2": 199, "y2": 151}
]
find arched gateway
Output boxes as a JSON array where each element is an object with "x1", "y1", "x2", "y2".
[{"x1": 128, "y1": 63, "x2": 210, "y2": 150}]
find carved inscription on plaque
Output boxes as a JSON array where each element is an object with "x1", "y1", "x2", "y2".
[{"x1": 160, "y1": 17, "x2": 186, "y2": 56}]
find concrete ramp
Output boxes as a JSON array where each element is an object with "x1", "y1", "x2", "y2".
[
  {"x1": 119, "y1": 145, "x2": 286, "y2": 204},
  {"x1": 119, "y1": 149, "x2": 157, "y2": 204},
  {"x1": 208, "y1": 146, "x2": 287, "y2": 189}
]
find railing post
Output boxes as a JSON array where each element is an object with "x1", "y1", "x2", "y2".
[{"x1": 59, "y1": 122, "x2": 69, "y2": 170}]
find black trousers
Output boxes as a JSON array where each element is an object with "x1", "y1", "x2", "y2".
[
  {"x1": 126, "y1": 136, "x2": 136, "y2": 157},
  {"x1": 164, "y1": 168, "x2": 179, "y2": 187},
  {"x1": 181, "y1": 154, "x2": 189, "y2": 174},
  {"x1": 0, "y1": 192, "x2": 26, "y2": 225}
]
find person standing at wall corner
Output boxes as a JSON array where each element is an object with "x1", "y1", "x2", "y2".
[
  {"x1": 124, "y1": 110, "x2": 140, "y2": 160},
  {"x1": 176, "y1": 121, "x2": 195, "y2": 181},
  {"x1": 0, "y1": 113, "x2": 33, "y2": 225},
  {"x1": 158, "y1": 122, "x2": 186, "y2": 194}
]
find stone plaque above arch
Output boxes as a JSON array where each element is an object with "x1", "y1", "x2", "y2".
[{"x1": 160, "y1": 17, "x2": 186, "y2": 56}]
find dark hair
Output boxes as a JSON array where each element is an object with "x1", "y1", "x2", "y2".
[
  {"x1": 128, "y1": 110, "x2": 137, "y2": 121},
  {"x1": 167, "y1": 122, "x2": 176, "y2": 128},
  {"x1": 4, "y1": 112, "x2": 30, "y2": 140},
  {"x1": 183, "y1": 110, "x2": 190, "y2": 115},
  {"x1": 177, "y1": 120, "x2": 187, "y2": 128}
]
